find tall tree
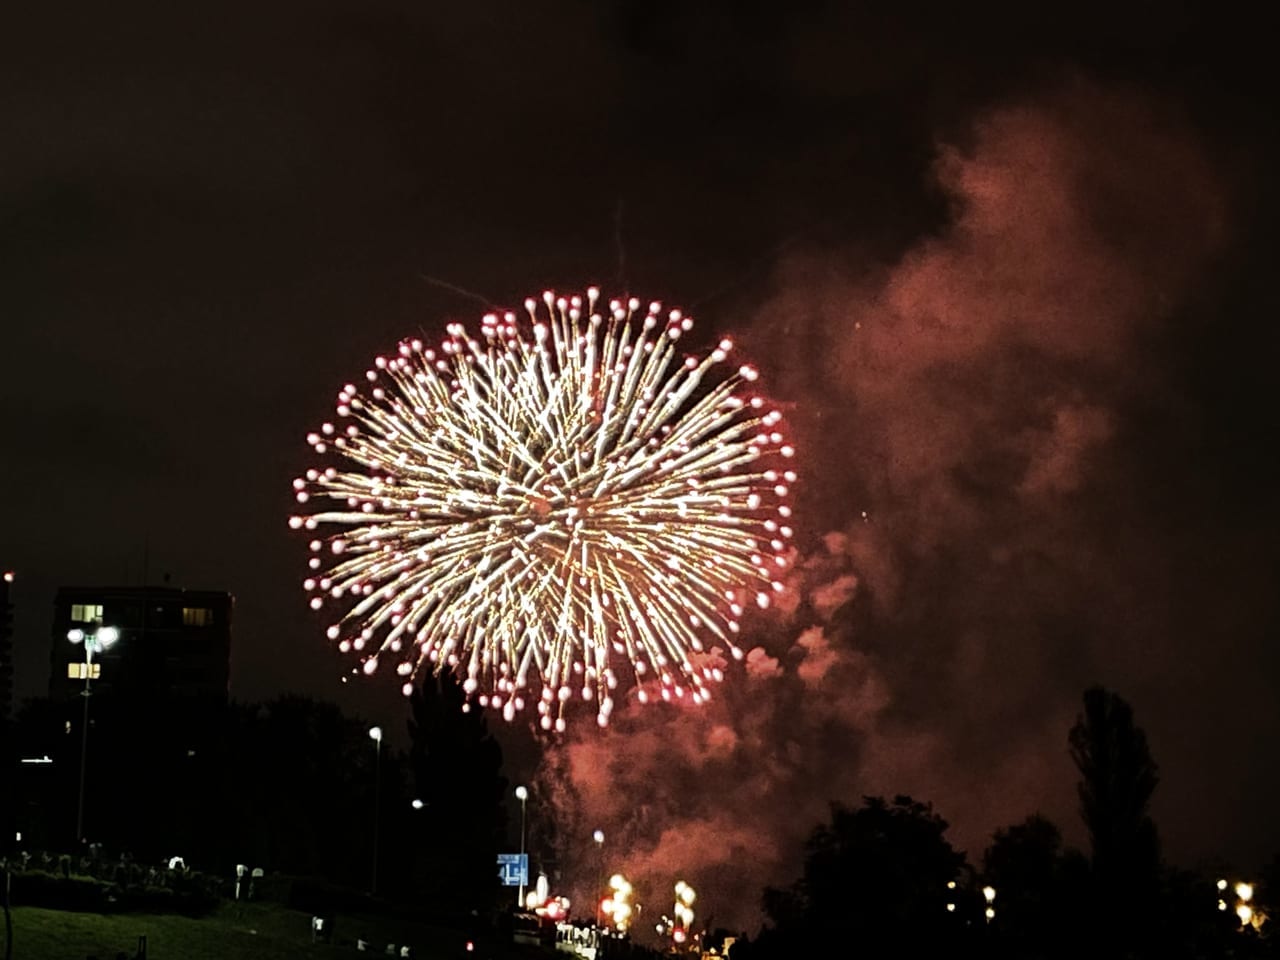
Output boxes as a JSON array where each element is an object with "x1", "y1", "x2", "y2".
[
  {"x1": 407, "y1": 676, "x2": 506, "y2": 918},
  {"x1": 217, "y1": 696, "x2": 396, "y2": 887},
  {"x1": 1068, "y1": 687, "x2": 1161, "y2": 951}
]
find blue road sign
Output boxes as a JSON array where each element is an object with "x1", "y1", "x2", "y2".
[{"x1": 497, "y1": 853, "x2": 528, "y2": 887}]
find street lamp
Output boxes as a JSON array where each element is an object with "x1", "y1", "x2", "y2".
[
  {"x1": 515, "y1": 785, "x2": 529, "y2": 909},
  {"x1": 592, "y1": 829, "x2": 605, "y2": 927},
  {"x1": 369, "y1": 726, "x2": 382, "y2": 896},
  {"x1": 67, "y1": 621, "x2": 119, "y2": 845}
]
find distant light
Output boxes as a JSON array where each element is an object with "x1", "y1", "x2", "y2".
[
  {"x1": 985, "y1": 907, "x2": 995, "y2": 921},
  {"x1": 1238, "y1": 904, "x2": 1254, "y2": 925},
  {"x1": 14, "y1": 832, "x2": 20, "y2": 842},
  {"x1": 946, "y1": 903, "x2": 956, "y2": 912},
  {"x1": 593, "y1": 829, "x2": 604, "y2": 844},
  {"x1": 67, "y1": 629, "x2": 85, "y2": 644},
  {"x1": 20, "y1": 756, "x2": 53, "y2": 765},
  {"x1": 1236, "y1": 882, "x2": 1254, "y2": 903},
  {"x1": 982, "y1": 885, "x2": 997, "y2": 903},
  {"x1": 1217, "y1": 878, "x2": 1229, "y2": 891},
  {"x1": 515, "y1": 785, "x2": 528, "y2": 801},
  {"x1": 98, "y1": 626, "x2": 120, "y2": 647},
  {"x1": 369, "y1": 726, "x2": 383, "y2": 742},
  {"x1": 3, "y1": 571, "x2": 13, "y2": 583},
  {"x1": 411, "y1": 799, "x2": 424, "y2": 810}
]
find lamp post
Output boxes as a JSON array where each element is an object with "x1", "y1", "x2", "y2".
[
  {"x1": 67, "y1": 621, "x2": 119, "y2": 845},
  {"x1": 515, "y1": 785, "x2": 529, "y2": 909},
  {"x1": 369, "y1": 726, "x2": 382, "y2": 896},
  {"x1": 592, "y1": 829, "x2": 605, "y2": 928}
]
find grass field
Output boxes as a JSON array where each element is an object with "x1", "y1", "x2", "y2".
[{"x1": 6, "y1": 901, "x2": 494, "y2": 959}]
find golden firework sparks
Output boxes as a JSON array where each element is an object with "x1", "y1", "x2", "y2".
[{"x1": 289, "y1": 289, "x2": 795, "y2": 729}]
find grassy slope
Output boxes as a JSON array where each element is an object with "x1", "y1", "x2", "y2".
[{"x1": 7, "y1": 901, "x2": 492, "y2": 959}]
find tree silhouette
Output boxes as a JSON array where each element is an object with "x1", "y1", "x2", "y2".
[
  {"x1": 748, "y1": 795, "x2": 969, "y2": 958},
  {"x1": 1068, "y1": 687, "x2": 1161, "y2": 952},
  {"x1": 9, "y1": 692, "x2": 425, "y2": 898},
  {"x1": 982, "y1": 814, "x2": 1092, "y2": 958},
  {"x1": 406, "y1": 676, "x2": 506, "y2": 918},
  {"x1": 218, "y1": 696, "x2": 394, "y2": 886}
]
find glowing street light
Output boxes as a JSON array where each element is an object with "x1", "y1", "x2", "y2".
[
  {"x1": 983, "y1": 885, "x2": 996, "y2": 922},
  {"x1": 369, "y1": 726, "x2": 382, "y2": 895},
  {"x1": 515, "y1": 785, "x2": 529, "y2": 908},
  {"x1": 592, "y1": 830, "x2": 605, "y2": 927},
  {"x1": 67, "y1": 620, "x2": 120, "y2": 844},
  {"x1": 1224, "y1": 879, "x2": 1265, "y2": 930},
  {"x1": 603, "y1": 874, "x2": 634, "y2": 931},
  {"x1": 673, "y1": 880, "x2": 696, "y2": 945}
]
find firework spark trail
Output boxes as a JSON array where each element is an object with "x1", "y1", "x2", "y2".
[{"x1": 290, "y1": 288, "x2": 795, "y2": 729}]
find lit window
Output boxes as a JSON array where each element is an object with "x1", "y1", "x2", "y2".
[
  {"x1": 67, "y1": 662, "x2": 102, "y2": 680},
  {"x1": 182, "y1": 607, "x2": 213, "y2": 627},
  {"x1": 70, "y1": 604, "x2": 103, "y2": 623}
]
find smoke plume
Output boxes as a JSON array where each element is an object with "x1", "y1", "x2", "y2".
[{"x1": 546, "y1": 82, "x2": 1226, "y2": 934}]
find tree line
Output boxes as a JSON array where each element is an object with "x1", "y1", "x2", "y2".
[
  {"x1": 730, "y1": 687, "x2": 1279, "y2": 959},
  {"x1": 7, "y1": 681, "x2": 1278, "y2": 957},
  {"x1": 6, "y1": 676, "x2": 507, "y2": 921}
]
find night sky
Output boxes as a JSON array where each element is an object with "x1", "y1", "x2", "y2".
[{"x1": 4, "y1": 0, "x2": 1278, "y2": 930}]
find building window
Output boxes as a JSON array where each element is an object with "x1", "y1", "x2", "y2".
[
  {"x1": 70, "y1": 604, "x2": 103, "y2": 623},
  {"x1": 67, "y1": 662, "x2": 102, "y2": 680},
  {"x1": 182, "y1": 607, "x2": 213, "y2": 627}
]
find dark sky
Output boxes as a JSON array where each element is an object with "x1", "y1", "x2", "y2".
[{"x1": 3, "y1": 0, "x2": 1278, "y2": 930}]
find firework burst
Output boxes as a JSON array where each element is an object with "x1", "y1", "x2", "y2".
[{"x1": 289, "y1": 288, "x2": 795, "y2": 729}]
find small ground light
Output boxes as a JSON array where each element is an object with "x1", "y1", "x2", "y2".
[{"x1": 412, "y1": 798, "x2": 424, "y2": 810}]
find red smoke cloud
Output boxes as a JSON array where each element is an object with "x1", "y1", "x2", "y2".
[{"x1": 541, "y1": 84, "x2": 1226, "y2": 934}]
